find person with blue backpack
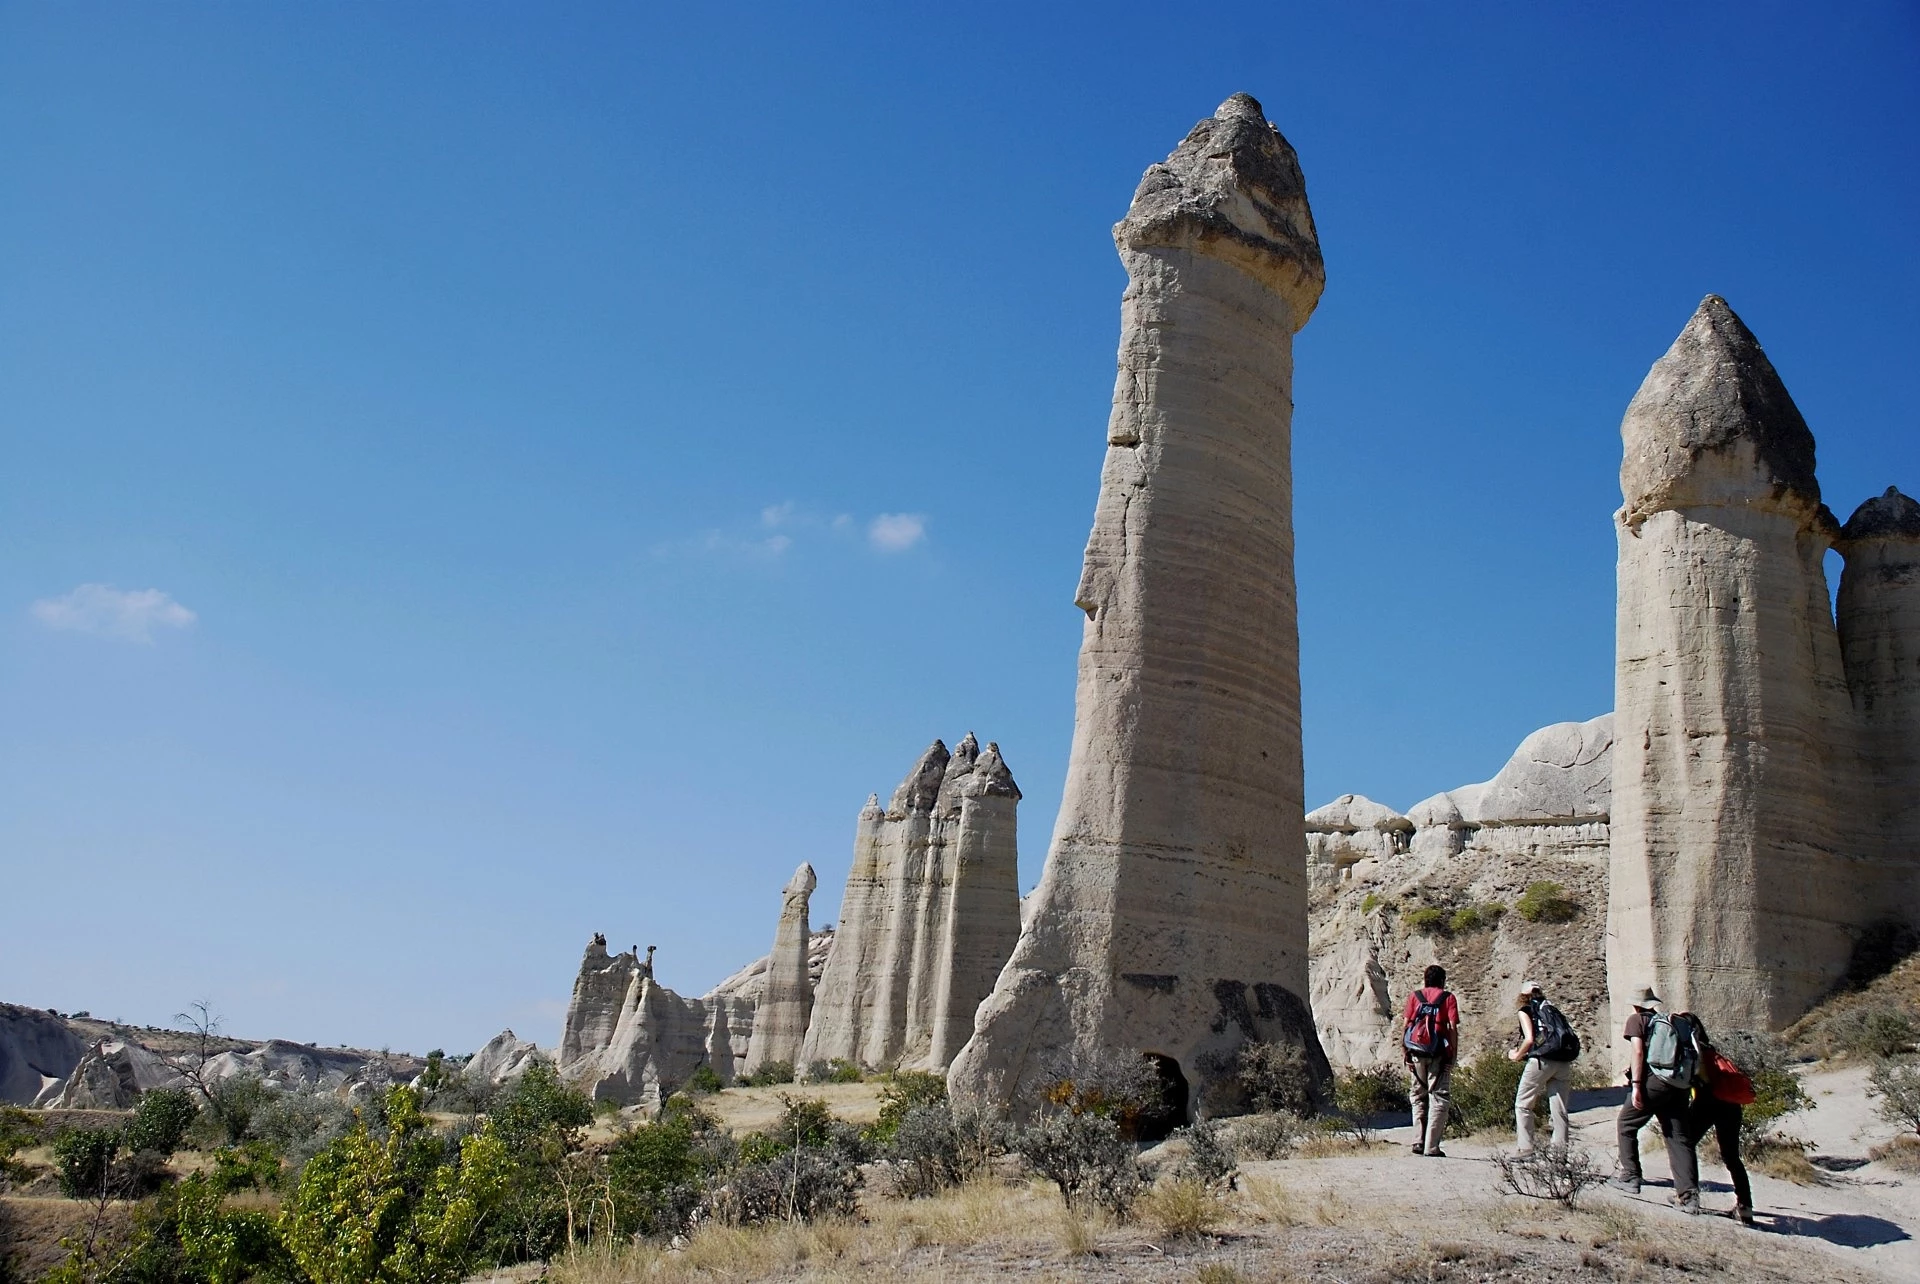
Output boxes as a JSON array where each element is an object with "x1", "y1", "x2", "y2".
[
  {"x1": 1609, "y1": 983, "x2": 1704, "y2": 1213},
  {"x1": 1508, "y1": 980, "x2": 1581, "y2": 1152},
  {"x1": 1401, "y1": 964, "x2": 1460, "y2": 1157}
]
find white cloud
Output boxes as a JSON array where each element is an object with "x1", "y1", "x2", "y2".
[
  {"x1": 30, "y1": 584, "x2": 197, "y2": 643},
  {"x1": 761, "y1": 501, "x2": 797, "y2": 529},
  {"x1": 868, "y1": 513, "x2": 927, "y2": 553}
]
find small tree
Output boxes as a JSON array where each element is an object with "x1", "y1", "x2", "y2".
[
  {"x1": 1017, "y1": 1111, "x2": 1141, "y2": 1219},
  {"x1": 125, "y1": 1088, "x2": 199, "y2": 1157}
]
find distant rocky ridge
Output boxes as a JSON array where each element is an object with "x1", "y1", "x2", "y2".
[{"x1": 0, "y1": 1002, "x2": 424, "y2": 1108}]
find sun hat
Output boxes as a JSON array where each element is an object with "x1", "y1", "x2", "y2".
[
  {"x1": 1518, "y1": 980, "x2": 1544, "y2": 996},
  {"x1": 1630, "y1": 984, "x2": 1663, "y2": 1007}
]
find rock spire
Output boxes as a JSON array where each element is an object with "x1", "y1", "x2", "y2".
[
  {"x1": 741, "y1": 863, "x2": 817, "y2": 1077},
  {"x1": 1608, "y1": 296, "x2": 1899, "y2": 1034},
  {"x1": 801, "y1": 734, "x2": 1022, "y2": 1071},
  {"x1": 949, "y1": 94, "x2": 1331, "y2": 1119}
]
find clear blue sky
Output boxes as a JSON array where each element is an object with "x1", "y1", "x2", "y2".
[{"x1": 3, "y1": 4, "x2": 1915, "y2": 1056}]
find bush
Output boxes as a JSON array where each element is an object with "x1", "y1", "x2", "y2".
[
  {"x1": 125, "y1": 1087, "x2": 200, "y2": 1158},
  {"x1": 606, "y1": 1115, "x2": 713, "y2": 1238},
  {"x1": 282, "y1": 1086, "x2": 510, "y2": 1284},
  {"x1": 488, "y1": 1062, "x2": 594, "y2": 1149},
  {"x1": 246, "y1": 1087, "x2": 355, "y2": 1172},
  {"x1": 53, "y1": 1127, "x2": 120, "y2": 1199},
  {"x1": 741, "y1": 1060, "x2": 795, "y2": 1087},
  {"x1": 1041, "y1": 1047, "x2": 1157, "y2": 1122},
  {"x1": 884, "y1": 1102, "x2": 969, "y2": 1198},
  {"x1": 1514, "y1": 881, "x2": 1580, "y2": 924},
  {"x1": 1449, "y1": 903, "x2": 1505, "y2": 934},
  {"x1": 1234, "y1": 1113, "x2": 1301, "y2": 1160},
  {"x1": 1332, "y1": 1065, "x2": 1410, "y2": 1136},
  {"x1": 1138, "y1": 1175, "x2": 1225, "y2": 1239},
  {"x1": 200, "y1": 1074, "x2": 273, "y2": 1147},
  {"x1": 1235, "y1": 1042, "x2": 1314, "y2": 1117},
  {"x1": 1402, "y1": 907, "x2": 1449, "y2": 936},
  {"x1": 1714, "y1": 1030, "x2": 1816, "y2": 1147},
  {"x1": 1172, "y1": 1118, "x2": 1237, "y2": 1187},
  {"x1": 870, "y1": 1070, "x2": 948, "y2": 1143},
  {"x1": 1798, "y1": 1002, "x2": 1919, "y2": 1059},
  {"x1": 1868, "y1": 1057, "x2": 1920, "y2": 1135},
  {"x1": 701, "y1": 1147, "x2": 861, "y2": 1226},
  {"x1": 1494, "y1": 1145, "x2": 1602, "y2": 1207},
  {"x1": 1448, "y1": 1049, "x2": 1530, "y2": 1137},
  {"x1": 1868, "y1": 1134, "x2": 1920, "y2": 1172},
  {"x1": 805, "y1": 1058, "x2": 863, "y2": 1084},
  {"x1": 686, "y1": 1063, "x2": 723, "y2": 1095},
  {"x1": 1017, "y1": 1111, "x2": 1141, "y2": 1219}
]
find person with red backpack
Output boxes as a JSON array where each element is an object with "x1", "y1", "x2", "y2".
[
  {"x1": 1401, "y1": 964, "x2": 1460, "y2": 1157},
  {"x1": 1685, "y1": 1017, "x2": 1756, "y2": 1225}
]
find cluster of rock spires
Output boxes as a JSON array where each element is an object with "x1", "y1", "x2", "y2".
[{"x1": 553, "y1": 735, "x2": 1021, "y2": 1108}]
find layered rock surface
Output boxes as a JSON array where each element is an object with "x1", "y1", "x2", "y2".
[
  {"x1": 0, "y1": 1003, "x2": 86, "y2": 1105},
  {"x1": 951, "y1": 94, "x2": 1329, "y2": 1118},
  {"x1": 557, "y1": 935, "x2": 754, "y2": 1107},
  {"x1": 741, "y1": 863, "x2": 817, "y2": 1077},
  {"x1": 1308, "y1": 718, "x2": 1613, "y2": 1070},
  {"x1": 1607, "y1": 296, "x2": 1904, "y2": 1036},
  {"x1": 803, "y1": 734, "x2": 1021, "y2": 1072}
]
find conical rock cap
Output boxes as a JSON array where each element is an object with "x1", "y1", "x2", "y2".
[{"x1": 1840, "y1": 486, "x2": 1920, "y2": 543}]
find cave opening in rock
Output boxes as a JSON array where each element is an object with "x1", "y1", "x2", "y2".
[{"x1": 1135, "y1": 1053, "x2": 1189, "y2": 1143}]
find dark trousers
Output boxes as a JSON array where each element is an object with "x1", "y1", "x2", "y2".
[
  {"x1": 1616, "y1": 1079, "x2": 1699, "y2": 1197},
  {"x1": 1687, "y1": 1097, "x2": 1752, "y2": 1209}
]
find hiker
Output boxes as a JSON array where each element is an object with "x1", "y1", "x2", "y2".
[
  {"x1": 1508, "y1": 980, "x2": 1579, "y2": 1152},
  {"x1": 1610, "y1": 984, "x2": 1703, "y2": 1213},
  {"x1": 1401, "y1": 964, "x2": 1459, "y2": 1158},
  {"x1": 1686, "y1": 1018, "x2": 1756, "y2": 1225}
]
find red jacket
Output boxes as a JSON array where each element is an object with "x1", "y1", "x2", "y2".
[{"x1": 1402, "y1": 987, "x2": 1459, "y2": 1058}]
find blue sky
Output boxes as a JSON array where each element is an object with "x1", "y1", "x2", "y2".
[{"x1": 3, "y1": 4, "x2": 1915, "y2": 1056}]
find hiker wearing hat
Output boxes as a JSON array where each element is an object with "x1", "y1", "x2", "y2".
[
  {"x1": 1610, "y1": 984, "x2": 1704, "y2": 1213},
  {"x1": 1508, "y1": 980, "x2": 1579, "y2": 1152}
]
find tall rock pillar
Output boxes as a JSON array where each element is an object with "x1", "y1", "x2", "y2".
[
  {"x1": 741, "y1": 862, "x2": 817, "y2": 1077},
  {"x1": 1838, "y1": 487, "x2": 1920, "y2": 925},
  {"x1": 949, "y1": 93, "x2": 1329, "y2": 1118},
  {"x1": 1607, "y1": 296, "x2": 1864, "y2": 1035}
]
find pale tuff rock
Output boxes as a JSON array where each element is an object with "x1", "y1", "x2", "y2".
[
  {"x1": 1305, "y1": 795, "x2": 1412, "y2": 878},
  {"x1": 950, "y1": 95, "x2": 1329, "y2": 1118},
  {"x1": 741, "y1": 863, "x2": 817, "y2": 1077},
  {"x1": 1308, "y1": 720, "x2": 1613, "y2": 1070},
  {"x1": 465, "y1": 1030, "x2": 549, "y2": 1086},
  {"x1": 0, "y1": 1002, "x2": 86, "y2": 1106},
  {"x1": 803, "y1": 734, "x2": 1022, "y2": 1072},
  {"x1": 558, "y1": 935, "x2": 754, "y2": 1107},
  {"x1": 54, "y1": 1039, "x2": 182, "y2": 1108},
  {"x1": 705, "y1": 929, "x2": 835, "y2": 1003},
  {"x1": 1838, "y1": 487, "x2": 1920, "y2": 925},
  {"x1": 1608, "y1": 296, "x2": 1898, "y2": 1038}
]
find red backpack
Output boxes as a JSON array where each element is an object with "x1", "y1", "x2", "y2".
[
  {"x1": 1403, "y1": 988, "x2": 1453, "y2": 1058},
  {"x1": 1704, "y1": 1048, "x2": 1757, "y2": 1105}
]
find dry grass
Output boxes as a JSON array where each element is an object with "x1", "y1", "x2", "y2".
[
  {"x1": 1137, "y1": 1176, "x2": 1227, "y2": 1240},
  {"x1": 696, "y1": 1083, "x2": 887, "y2": 1133},
  {"x1": 1868, "y1": 1133, "x2": 1920, "y2": 1172},
  {"x1": 1748, "y1": 1138, "x2": 1826, "y2": 1186},
  {"x1": 1238, "y1": 1175, "x2": 1303, "y2": 1228}
]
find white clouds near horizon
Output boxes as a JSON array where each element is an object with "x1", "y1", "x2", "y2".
[
  {"x1": 657, "y1": 503, "x2": 926, "y2": 561},
  {"x1": 30, "y1": 584, "x2": 198, "y2": 642}
]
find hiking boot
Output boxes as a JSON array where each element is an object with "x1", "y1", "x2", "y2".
[
  {"x1": 1607, "y1": 1176, "x2": 1641, "y2": 1194},
  {"x1": 1732, "y1": 1204, "x2": 1754, "y2": 1226},
  {"x1": 1411, "y1": 1143, "x2": 1425, "y2": 1155},
  {"x1": 1668, "y1": 1194, "x2": 1701, "y2": 1216},
  {"x1": 1424, "y1": 1147, "x2": 1447, "y2": 1158}
]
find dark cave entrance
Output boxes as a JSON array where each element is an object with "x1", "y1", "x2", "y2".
[{"x1": 1134, "y1": 1053, "x2": 1189, "y2": 1143}]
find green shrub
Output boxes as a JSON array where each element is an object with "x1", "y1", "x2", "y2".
[
  {"x1": 871, "y1": 1070, "x2": 948, "y2": 1142},
  {"x1": 1868, "y1": 1057, "x2": 1920, "y2": 1136},
  {"x1": 686, "y1": 1063, "x2": 723, "y2": 1095},
  {"x1": 281, "y1": 1086, "x2": 509, "y2": 1284},
  {"x1": 126, "y1": 1087, "x2": 200, "y2": 1157},
  {"x1": 1402, "y1": 907, "x2": 1449, "y2": 936},
  {"x1": 702, "y1": 1147, "x2": 861, "y2": 1226},
  {"x1": 1449, "y1": 903, "x2": 1505, "y2": 934},
  {"x1": 1712, "y1": 1030, "x2": 1815, "y2": 1146},
  {"x1": 174, "y1": 1173, "x2": 290, "y2": 1284},
  {"x1": 1017, "y1": 1111, "x2": 1141, "y2": 1218},
  {"x1": 53, "y1": 1127, "x2": 120, "y2": 1199},
  {"x1": 814, "y1": 1058, "x2": 863, "y2": 1084},
  {"x1": 741, "y1": 1060, "x2": 795, "y2": 1087},
  {"x1": 487, "y1": 1062, "x2": 593, "y2": 1149},
  {"x1": 1514, "y1": 881, "x2": 1579, "y2": 924},
  {"x1": 1332, "y1": 1065, "x2": 1410, "y2": 1137},
  {"x1": 1234, "y1": 1112, "x2": 1301, "y2": 1159},
  {"x1": 1447, "y1": 1049, "x2": 1532, "y2": 1138},
  {"x1": 1360, "y1": 893, "x2": 1391, "y2": 915},
  {"x1": 1172, "y1": 1118, "x2": 1238, "y2": 1187},
  {"x1": 1795, "y1": 1001, "x2": 1920, "y2": 1059},
  {"x1": 1235, "y1": 1041, "x2": 1314, "y2": 1117},
  {"x1": 606, "y1": 1115, "x2": 709, "y2": 1237}
]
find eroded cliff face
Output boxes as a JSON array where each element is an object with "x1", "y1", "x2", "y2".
[
  {"x1": 1307, "y1": 717, "x2": 1613, "y2": 1072},
  {"x1": 950, "y1": 93, "x2": 1329, "y2": 1119},
  {"x1": 741, "y1": 863, "x2": 817, "y2": 1077},
  {"x1": 1607, "y1": 297, "x2": 1904, "y2": 1038},
  {"x1": 802, "y1": 734, "x2": 1021, "y2": 1072}
]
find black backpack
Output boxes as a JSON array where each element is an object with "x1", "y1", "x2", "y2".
[{"x1": 1529, "y1": 998, "x2": 1582, "y2": 1062}]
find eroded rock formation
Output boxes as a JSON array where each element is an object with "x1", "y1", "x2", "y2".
[
  {"x1": 557, "y1": 934, "x2": 754, "y2": 1107},
  {"x1": 803, "y1": 734, "x2": 1021, "y2": 1071},
  {"x1": 741, "y1": 863, "x2": 817, "y2": 1077},
  {"x1": 0, "y1": 1003, "x2": 86, "y2": 1105},
  {"x1": 465, "y1": 1031, "x2": 549, "y2": 1087},
  {"x1": 1608, "y1": 296, "x2": 1914, "y2": 1035},
  {"x1": 1308, "y1": 718, "x2": 1614, "y2": 1070},
  {"x1": 950, "y1": 93, "x2": 1330, "y2": 1118}
]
